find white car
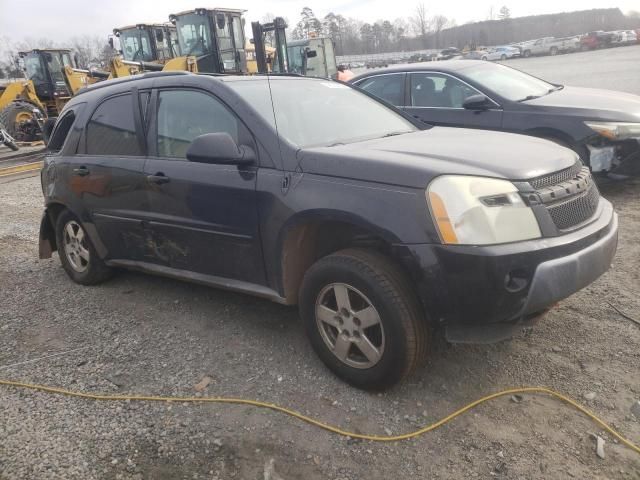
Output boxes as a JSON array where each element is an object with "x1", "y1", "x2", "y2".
[
  {"x1": 481, "y1": 46, "x2": 520, "y2": 61},
  {"x1": 612, "y1": 30, "x2": 638, "y2": 45}
]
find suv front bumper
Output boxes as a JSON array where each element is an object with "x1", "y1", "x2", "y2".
[{"x1": 396, "y1": 198, "x2": 618, "y2": 343}]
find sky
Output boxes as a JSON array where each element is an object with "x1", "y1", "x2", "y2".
[{"x1": 1, "y1": 0, "x2": 637, "y2": 45}]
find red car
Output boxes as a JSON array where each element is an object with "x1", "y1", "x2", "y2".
[{"x1": 580, "y1": 31, "x2": 614, "y2": 50}]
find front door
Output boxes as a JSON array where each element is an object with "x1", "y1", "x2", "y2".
[
  {"x1": 143, "y1": 88, "x2": 264, "y2": 284},
  {"x1": 403, "y1": 72, "x2": 503, "y2": 129}
]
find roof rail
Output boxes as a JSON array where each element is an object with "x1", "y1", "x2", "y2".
[{"x1": 75, "y1": 71, "x2": 191, "y2": 97}]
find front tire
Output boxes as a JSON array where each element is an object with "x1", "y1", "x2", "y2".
[
  {"x1": 500, "y1": 54, "x2": 507, "y2": 61},
  {"x1": 55, "y1": 209, "x2": 113, "y2": 285},
  {"x1": 299, "y1": 248, "x2": 429, "y2": 390},
  {"x1": 523, "y1": 50, "x2": 531, "y2": 58}
]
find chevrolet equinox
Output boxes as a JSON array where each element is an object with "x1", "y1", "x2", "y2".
[{"x1": 39, "y1": 72, "x2": 618, "y2": 389}]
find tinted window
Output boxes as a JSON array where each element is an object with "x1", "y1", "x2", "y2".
[
  {"x1": 86, "y1": 94, "x2": 142, "y2": 156},
  {"x1": 356, "y1": 74, "x2": 405, "y2": 106},
  {"x1": 157, "y1": 89, "x2": 239, "y2": 158},
  {"x1": 48, "y1": 111, "x2": 75, "y2": 151},
  {"x1": 410, "y1": 73, "x2": 481, "y2": 108}
]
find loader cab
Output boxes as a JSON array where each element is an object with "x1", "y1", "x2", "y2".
[
  {"x1": 19, "y1": 49, "x2": 74, "y2": 102},
  {"x1": 169, "y1": 8, "x2": 247, "y2": 74},
  {"x1": 282, "y1": 37, "x2": 337, "y2": 78},
  {"x1": 113, "y1": 24, "x2": 179, "y2": 63}
]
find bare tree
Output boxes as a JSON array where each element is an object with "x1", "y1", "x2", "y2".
[
  {"x1": 410, "y1": 3, "x2": 429, "y2": 46},
  {"x1": 430, "y1": 15, "x2": 450, "y2": 48}
]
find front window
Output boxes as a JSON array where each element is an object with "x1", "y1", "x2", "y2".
[
  {"x1": 463, "y1": 63, "x2": 555, "y2": 102},
  {"x1": 410, "y1": 73, "x2": 481, "y2": 108},
  {"x1": 227, "y1": 79, "x2": 417, "y2": 148},
  {"x1": 176, "y1": 13, "x2": 212, "y2": 56},
  {"x1": 120, "y1": 29, "x2": 153, "y2": 61}
]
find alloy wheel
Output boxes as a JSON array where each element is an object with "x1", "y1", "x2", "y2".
[
  {"x1": 315, "y1": 283, "x2": 385, "y2": 369},
  {"x1": 63, "y1": 220, "x2": 90, "y2": 273}
]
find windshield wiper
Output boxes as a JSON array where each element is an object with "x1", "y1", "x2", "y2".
[
  {"x1": 516, "y1": 94, "x2": 542, "y2": 102},
  {"x1": 381, "y1": 131, "x2": 413, "y2": 138}
]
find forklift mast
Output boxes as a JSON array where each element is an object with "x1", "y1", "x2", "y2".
[{"x1": 251, "y1": 17, "x2": 289, "y2": 74}]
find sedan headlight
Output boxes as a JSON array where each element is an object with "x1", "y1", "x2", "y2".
[
  {"x1": 585, "y1": 121, "x2": 640, "y2": 140},
  {"x1": 427, "y1": 176, "x2": 541, "y2": 245}
]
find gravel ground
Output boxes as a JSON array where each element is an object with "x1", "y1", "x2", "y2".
[
  {"x1": 2, "y1": 47, "x2": 640, "y2": 478},
  {"x1": 1, "y1": 175, "x2": 639, "y2": 479}
]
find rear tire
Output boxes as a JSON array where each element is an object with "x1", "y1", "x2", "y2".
[
  {"x1": 550, "y1": 46, "x2": 558, "y2": 56},
  {"x1": 523, "y1": 50, "x2": 531, "y2": 58},
  {"x1": 299, "y1": 248, "x2": 429, "y2": 390},
  {"x1": 0, "y1": 101, "x2": 44, "y2": 142},
  {"x1": 55, "y1": 209, "x2": 113, "y2": 285}
]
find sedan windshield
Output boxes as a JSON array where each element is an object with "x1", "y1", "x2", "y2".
[
  {"x1": 463, "y1": 63, "x2": 556, "y2": 102},
  {"x1": 227, "y1": 79, "x2": 417, "y2": 148}
]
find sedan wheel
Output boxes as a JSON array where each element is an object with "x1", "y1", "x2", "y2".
[{"x1": 315, "y1": 283, "x2": 385, "y2": 369}]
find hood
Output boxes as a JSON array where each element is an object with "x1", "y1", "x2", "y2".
[
  {"x1": 523, "y1": 86, "x2": 640, "y2": 122},
  {"x1": 298, "y1": 127, "x2": 577, "y2": 189}
]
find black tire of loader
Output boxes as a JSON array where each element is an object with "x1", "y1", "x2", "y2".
[{"x1": 0, "y1": 101, "x2": 44, "y2": 142}]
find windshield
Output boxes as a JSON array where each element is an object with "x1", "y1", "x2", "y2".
[
  {"x1": 176, "y1": 13, "x2": 212, "y2": 56},
  {"x1": 463, "y1": 63, "x2": 555, "y2": 101},
  {"x1": 44, "y1": 53, "x2": 66, "y2": 83},
  {"x1": 120, "y1": 29, "x2": 153, "y2": 61},
  {"x1": 227, "y1": 79, "x2": 417, "y2": 148},
  {"x1": 286, "y1": 46, "x2": 305, "y2": 74}
]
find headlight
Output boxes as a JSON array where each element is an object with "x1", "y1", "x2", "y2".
[
  {"x1": 585, "y1": 121, "x2": 640, "y2": 140},
  {"x1": 427, "y1": 176, "x2": 541, "y2": 245}
]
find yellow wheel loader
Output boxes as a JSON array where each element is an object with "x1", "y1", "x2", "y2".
[{"x1": 0, "y1": 49, "x2": 107, "y2": 142}]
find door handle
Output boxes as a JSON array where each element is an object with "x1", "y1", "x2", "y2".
[
  {"x1": 72, "y1": 166, "x2": 89, "y2": 176},
  {"x1": 146, "y1": 173, "x2": 170, "y2": 184}
]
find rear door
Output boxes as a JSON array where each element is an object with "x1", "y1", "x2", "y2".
[
  {"x1": 353, "y1": 73, "x2": 406, "y2": 108},
  {"x1": 142, "y1": 87, "x2": 265, "y2": 284},
  {"x1": 70, "y1": 91, "x2": 150, "y2": 261},
  {"x1": 404, "y1": 71, "x2": 503, "y2": 129}
]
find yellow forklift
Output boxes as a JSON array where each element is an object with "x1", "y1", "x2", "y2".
[{"x1": 0, "y1": 49, "x2": 107, "y2": 142}]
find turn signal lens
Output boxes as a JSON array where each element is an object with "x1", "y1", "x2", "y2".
[{"x1": 428, "y1": 191, "x2": 459, "y2": 244}]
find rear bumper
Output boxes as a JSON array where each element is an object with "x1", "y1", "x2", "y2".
[{"x1": 394, "y1": 199, "x2": 617, "y2": 343}]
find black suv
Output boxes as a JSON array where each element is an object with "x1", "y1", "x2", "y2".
[{"x1": 40, "y1": 72, "x2": 618, "y2": 389}]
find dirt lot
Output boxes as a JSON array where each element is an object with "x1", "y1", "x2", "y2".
[
  {"x1": 1, "y1": 175, "x2": 639, "y2": 479},
  {"x1": 2, "y1": 47, "x2": 640, "y2": 478}
]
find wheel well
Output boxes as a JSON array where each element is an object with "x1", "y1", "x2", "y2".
[
  {"x1": 280, "y1": 221, "x2": 394, "y2": 304},
  {"x1": 525, "y1": 128, "x2": 588, "y2": 163},
  {"x1": 45, "y1": 203, "x2": 67, "y2": 251}
]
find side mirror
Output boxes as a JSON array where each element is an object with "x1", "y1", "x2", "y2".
[
  {"x1": 186, "y1": 133, "x2": 255, "y2": 165},
  {"x1": 155, "y1": 29, "x2": 164, "y2": 42},
  {"x1": 463, "y1": 94, "x2": 493, "y2": 111},
  {"x1": 306, "y1": 50, "x2": 318, "y2": 58}
]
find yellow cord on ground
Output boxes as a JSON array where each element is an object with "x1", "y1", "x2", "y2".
[{"x1": 1, "y1": 379, "x2": 638, "y2": 454}]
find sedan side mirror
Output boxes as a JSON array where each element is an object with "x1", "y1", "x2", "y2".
[
  {"x1": 186, "y1": 132, "x2": 255, "y2": 165},
  {"x1": 463, "y1": 94, "x2": 493, "y2": 111}
]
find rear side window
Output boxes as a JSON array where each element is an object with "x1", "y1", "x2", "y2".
[
  {"x1": 86, "y1": 94, "x2": 142, "y2": 156},
  {"x1": 356, "y1": 74, "x2": 405, "y2": 106},
  {"x1": 47, "y1": 111, "x2": 75, "y2": 151},
  {"x1": 156, "y1": 89, "x2": 239, "y2": 159}
]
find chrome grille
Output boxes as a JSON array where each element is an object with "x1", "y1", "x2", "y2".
[
  {"x1": 528, "y1": 160, "x2": 583, "y2": 190},
  {"x1": 546, "y1": 183, "x2": 600, "y2": 230}
]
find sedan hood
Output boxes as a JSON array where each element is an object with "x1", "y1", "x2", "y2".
[
  {"x1": 298, "y1": 127, "x2": 577, "y2": 189},
  {"x1": 524, "y1": 86, "x2": 640, "y2": 121}
]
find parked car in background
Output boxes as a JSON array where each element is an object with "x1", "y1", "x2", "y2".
[
  {"x1": 437, "y1": 47, "x2": 462, "y2": 60},
  {"x1": 611, "y1": 30, "x2": 638, "y2": 45},
  {"x1": 555, "y1": 36, "x2": 582, "y2": 53},
  {"x1": 40, "y1": 71, "x2": 618, "y2": 389},
  {"x1": 462, "y1": 50, "x2": 489, "y2": 60},
  {"x1": 580, "y1": 31, "x2": 614, "y2": 50},
  {"x1": 482, "y1": 46, "x2": 521, "y2": 61},
  {"x1": 351, "y1": 60, "x2": 640, "y2": 176},
  {"x1": 365, "y1": 59, "x2": 389, "y2": 69},
  {"x1": 520, "y1": 37, "x2": 565, "y2": 57}
]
